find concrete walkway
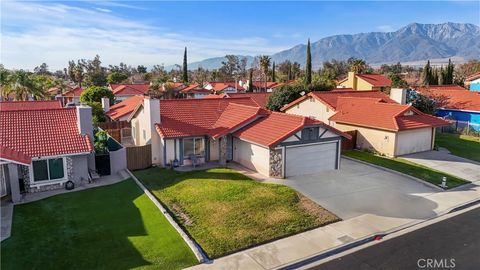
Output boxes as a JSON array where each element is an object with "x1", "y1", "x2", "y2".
[
  {"x1": 0, "y1": 170, "x2": 130, "y2": 242},
  {"x1": 187, "y1": 163, "x2": 480, "y2": 270},
  {"x1": 402, "y1": 149, "x2": 480, "y2": 183}
]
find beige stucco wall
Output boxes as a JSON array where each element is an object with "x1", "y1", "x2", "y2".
[
  {"x1": 335, "y1": 123, "x2": 397, "y2": 156},
  {"x1": 395, "y1": 128, "x2": 434, "y2": 156},
  {"x1": 284, "y1": 97, "x2": 335, "y2": 124},
  {"x1": 233, "y1": 138, "x2": 270, "y2": 176}
]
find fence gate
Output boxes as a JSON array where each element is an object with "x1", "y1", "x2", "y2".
[
  {"x1": 95, "y1": 153, "x2": 111, "y2": 175},
  {"x1": 126, "y1": 144, "x2": 152, "y2": 170}
]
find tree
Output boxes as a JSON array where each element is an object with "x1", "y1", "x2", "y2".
[
  {"x1": 387, "y1": 72, "x2": 409, "y2": 89},
  {"x1": 248, "y1": 68, "x2": 254, "y2": 92},
  {"x1": 219, "y1": 55, "x2": 241, "y2": 81},
  {"x1": 80, "y1": 86, "x2": 114, "y2": 104},
  {"x1": 68, "y1": 60, "x2": 85, "y2": 87},
  {"x1": 272, "y1": 62, "x2": 276, "y2": 82},
  {"x1": 34, "y1": 63, "x2": 50, "y2": 75},
  {"x1": 422, "y1": 60, "x2": 435, "y2": 85},
  {"x1": 107, "y1": 72, "x2": 129, "y2": 84},
  {"x1": 3, "y1": 70, "x2": 45, "y2": 101},
  {"x1": 406, "y1": 90, "x2": 438, "y2": 115},
  {"x1": 266, "y1": 83, "x2": 305, "y2": 111},
  {"x1": 319, "y1": 59, "x2": 349, "y2": 80},
  {"x1": 259, "y1": 55, "x2": 271, "y2": 91},
  {"x1": 305, "y1": 38, "x2": 312, "y2": 84},
  {"x1": 348, "y1": 58, "x2": 367, "y2": 73},
  {"x1": 84, "y1": 55, "x2": 107, "y2": 86},
  {"x1": 182, "y1": 47, "x2": 188, "y2": 83},
  {"x1": 136, "y1": 65, "x2": 147, "y2": 74},
  {"x1": 454, "y1": 60, "x2": 480, "y2": 85}
]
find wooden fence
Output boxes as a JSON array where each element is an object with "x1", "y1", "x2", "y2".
[{"x1": 126, "y1": 144, "x2": 152, "y2": 171}]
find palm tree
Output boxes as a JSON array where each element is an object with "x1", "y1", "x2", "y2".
[
  {"x1": 350, "y1": 59, "x2": 367, "y2": 74},
  {"x1": 259, "y1": 55, "x2": 271, "y2": 92},
  {"x1": 4, "y1": 70, "x2": 45, "y2": 101}
]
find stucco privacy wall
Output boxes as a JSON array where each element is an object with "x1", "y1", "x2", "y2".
[
  {"x1": 233, "y1": 138, "x2": 270, "y2": 176},
  {"x1": 110, "y1": 148, "x2": 127, "y2": 175},
  {"x1": 335, "y1": 123, "x2": 397, "y2": 156},
  {"x1": 395, "y1": 127, "x2": 434, "y2": 156},
  {"x1": 284, "y1": 97, "x2": 335, "y2": 124}
]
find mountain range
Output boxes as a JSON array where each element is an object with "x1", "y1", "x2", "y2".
[{"x1": 179, "y1": 22, "x2": 479, "y2": 70}]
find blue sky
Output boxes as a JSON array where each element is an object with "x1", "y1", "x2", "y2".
[{"x1": 1, "y1": 0, "x2": 479, "y2": 70}]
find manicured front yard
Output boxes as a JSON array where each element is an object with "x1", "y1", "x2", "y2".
[
  {"x1": 344, "y1": 150, "x2": 469, "y2": 189},
  {"x1": 1, "y1": 179, "x2": 197, "y2": 270},
  {"x1": 435, "y1": 133, "x2": 480, "y2": 162},
  {"x1": 133, "y1": 168, "x2": 339, "y2": 259}
]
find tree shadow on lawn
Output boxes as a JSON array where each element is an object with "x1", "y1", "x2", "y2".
[{"x1": 1, "y1": 180, "x2": 196, "y2": 270}]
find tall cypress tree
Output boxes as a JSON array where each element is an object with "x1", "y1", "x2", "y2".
[
  {"x1": 423, "y1": 60, "x2": 432, "y2": 85},
  {"x1": 182, "y1": 47, "x2": 188, "y2": 83},
  {"x1": 306, "y1": 39, "x2": 312, "y2": 85},
  {"x1": 272, "y1": 62, "x2": 276, "y2": 82},
  {"x1": 248, "y1": 68, "x2": 253, "y2": 92}
]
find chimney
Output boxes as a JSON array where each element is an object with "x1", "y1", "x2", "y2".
[
  {"x1": 76, "y1": 104, "x2": 95, "y2": 170},
  {"x1": 390, "y1": 88, "x2": 407, "y2": 105},
  {"x1": 348, "y1": 72, "x2": 357, "y2": 90},
  {"x1": 101, "y1": 97, "x2": 110, "y2": 112},
  {"x1": 143, "y1": 97, "x2": 162, "y2": 164}
]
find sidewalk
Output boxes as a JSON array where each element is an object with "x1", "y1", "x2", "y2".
[{"x1": 186, "y1": 179, "x2": 480, "y2": 270}]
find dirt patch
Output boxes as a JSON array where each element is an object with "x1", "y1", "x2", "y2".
[
  {"x1": 297, "y1": 193, "x2": 341, "y2": 224},
  {"x1": 171, "y1": 203, "x2": 194, "y2": 226}
]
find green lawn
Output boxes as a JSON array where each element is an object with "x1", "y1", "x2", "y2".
[
  {"x1": 435, "y1": 133, "x2": 480, "y2": 162},
  {"x1": 133, "y1": 168, "x2": 339, "y2": 259},
  {"x1": 1, "y1": 179, "x2": 197, "y2": 270},
  {"x1": 344, "y1": 150, "x2": 469, "y2": 189}
]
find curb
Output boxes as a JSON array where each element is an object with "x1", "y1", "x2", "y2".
[
  {"x1": 342, "y1": 156, "x2": 444, "y2": 191},
  {"x1": 126, "y1": 170, "x2": 208, "y2": 263},
  {"x1": 279, "y1": 196, "x2": 480, "y2": 270}
]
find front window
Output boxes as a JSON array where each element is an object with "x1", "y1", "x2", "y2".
[
  {"x1": 183, "y1": 137, "x2": 205, "y2": 158},
  {"x1": 32, "y1": 158, "x2": 65, "y2": 182}
]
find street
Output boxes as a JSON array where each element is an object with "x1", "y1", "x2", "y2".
[{"x1": 309, "y1": 206, "x2": 480, "y2": 270}]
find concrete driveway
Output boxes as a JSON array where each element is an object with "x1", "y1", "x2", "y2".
[
  {"x1": 275, "y1": 158, "x2": 439, "y2": 220},
  {"x1": 402, "y1": 149, "x2": 480, "y2": 183}
]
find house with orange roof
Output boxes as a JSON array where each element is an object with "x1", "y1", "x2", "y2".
[
  {"x1": 106, "y1": 95, "x2": 144, "y2": 122},
  {"x1": 282, "y1": 90, "x2": 448, "y2": 156},
  {"x1": 0, "y1": 101, "x2": 94, "y2": 202},
  {"x1": 465, "y1": 72, "x2": 480, "y2": 91},
  {"x1": 109, "y1": 83, "x2": 150, "y2": 101},
  {"x1": 202, "y1": 92, "x2": 272, "y2": 109},
  {"x1": 180, "y1": 84, "x2": 211, "y2": 99},
  {"x1": 59, "y1": 86, "x2": 85, "y2": 105},
  {"x1": 204, "y1": 82, "x2": 245, "y2": 93},
  {"x1": 415, "y1": 85, "x2": 480, "y2": 131},
  {"x1": 127, "y1": 97, "x2": 350, "y2": 178},
  {"x1": 338, "y1": 72, "x2": 392, "y2": 91}
]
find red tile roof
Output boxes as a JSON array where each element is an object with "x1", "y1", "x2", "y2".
[
  {"x1": 110, "y1": 83, "x2": 150, "y2": 95},
  {"x1": 235, "y1": 112, "x2": 349, "y2": 147},
  {"x1": 0, "y1": 145, "x2": 31, "y2": 165},
  {"x1": 155, "y1": 98, "x2": 259, "y2": 138},
  {"x1": 228, "y1": 93, "x2": 272, "y2": 109},
  {"x1": 329, "y1": 97, "x2": 448, "y2": 131},
  {"x1": 252, "y1": 81, "x2": 283, "y2": 89},
  {"x1": 416, "y1": 85, "x2": 480, "y2": 112},
  {"x1": 281, "y1": 90, "x2": 396, "y2": 111},
  {"x1": 356, "y1": 74, "x2": 392, "y2": 87},
  {"x1": 206, "y1": 82, "x2": 245, "y2": 92},
  {"x1": 180, "y1": 84, "x2": 211, "y2": 94},
  {"x1": 0, "y1": 108, "x2": 93, "y2": 160},
  {"x1": 466, "y1": 72, "x2": 480, "y2": 82},
  {"x1": 62, "y1": 87, "x2": 84, "y2": 97},
  {"x1": 0, "y1": 100, "x2": 62, "y2": 111},
  {"x1": 106, "y1": 95, "x2": 144, "y2": 121},
  {"x1": 203, "y1": 93, "x2": 228, "y2": 99}
]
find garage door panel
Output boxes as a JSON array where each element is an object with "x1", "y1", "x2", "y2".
[{"x1": 286, "y1": 142, "x2": 338, "y2": 177}]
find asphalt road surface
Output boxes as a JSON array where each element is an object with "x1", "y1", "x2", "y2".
[{"x1": 309, "y1": 206, "x2": 480, "y2": 270}]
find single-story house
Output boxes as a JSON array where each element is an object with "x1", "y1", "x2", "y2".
[
  {"x1": 415, "y1": 85, "x2": 480, "y2": 131},
  {"x1": 204, "y1": 82, "x2": 245, "y2": 94},
  {"x1": 282, "y1": 89, "x2": 448, "y2": 156},
  {"x1": 338, "y1": 72, "x2": 392, "y2": 92},
  {"x1": 0, "y1": 101, "x2": 94, "y2": 202},
  {"x1": 465, "y1": 72, "x2": 480, "y2": 91},
  {"x1": 59, "y1": 87, "x2": 85, "y2": 105},
  {"x1": 109, "y1": 83, "x2": 150, "y2": 102},
  {"x1": 127, "y1": 97, "x2": 350, "y2": 178},
  {"x1": 202, "y1": 92, "x2": 272, "y2": 109},
  {"x1": 180, "y1": 84, "x2": 211, "y2": 99}
]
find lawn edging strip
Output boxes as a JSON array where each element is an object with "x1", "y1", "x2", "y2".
[
  {"x1": 342, "y1": 155, "x2": 444, "y2": 191},
  {"x1": 126, "y1": 169, "x2": 208, "y2": 263}
]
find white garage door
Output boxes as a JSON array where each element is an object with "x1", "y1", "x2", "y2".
[
  {"x1": 285, "y1": 141, "x2": 338, "y2": 177},
  {"x1": 395, "y1": 128, "x2": 433, "y2": 156}
]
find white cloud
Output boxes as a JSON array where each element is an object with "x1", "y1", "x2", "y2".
[
  {"x1": 1, "y1": 1, "x2": 286, "y2": 71},
  {"x1": 95, "y1": 7, "x2": 112, "y2": 13},
  {"x1": 376, "y1": 25, "x2": 395, "y2": 32}
]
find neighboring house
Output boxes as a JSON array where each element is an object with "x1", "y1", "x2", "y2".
[
  {"x1": 204, "y1": 82, "x2": 245, "y2": 93},
  {"x1": 127, "y1": 97, "x2": 349, "y2": 178},
  {"x1": 59, "y1": 87, "x2": 84, "y2": 105},
  {"x1": 250, "y1": 81, "x2": 284, "y2": 92},
  {"x1": 109, "y1": 83, "x2": 150, "y2": 102},
  {"x1": 282, "y1": 90, "x2": 448, "y2": 156},
  {"x1": 0, "y1": 101, "x2": 94, "y2": 202},
  {"x1": 105, "y1": 95, "x2": 144, "y2": 122},
  {"x1": 338, "y1": 72, "x2": 392, "y2": 91},
  {"x1": 180, "y1": 84, "x2": 211, "y2": 99},
  {"x1": 202, "y1": 92, "x2": 272, "y2": 109},
  {"x1": 465, "y1": 72, "x2": 480, "y2": 91},
  {"x1": 415, "y1": 85, "x2": 480, "y2": 131}
]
